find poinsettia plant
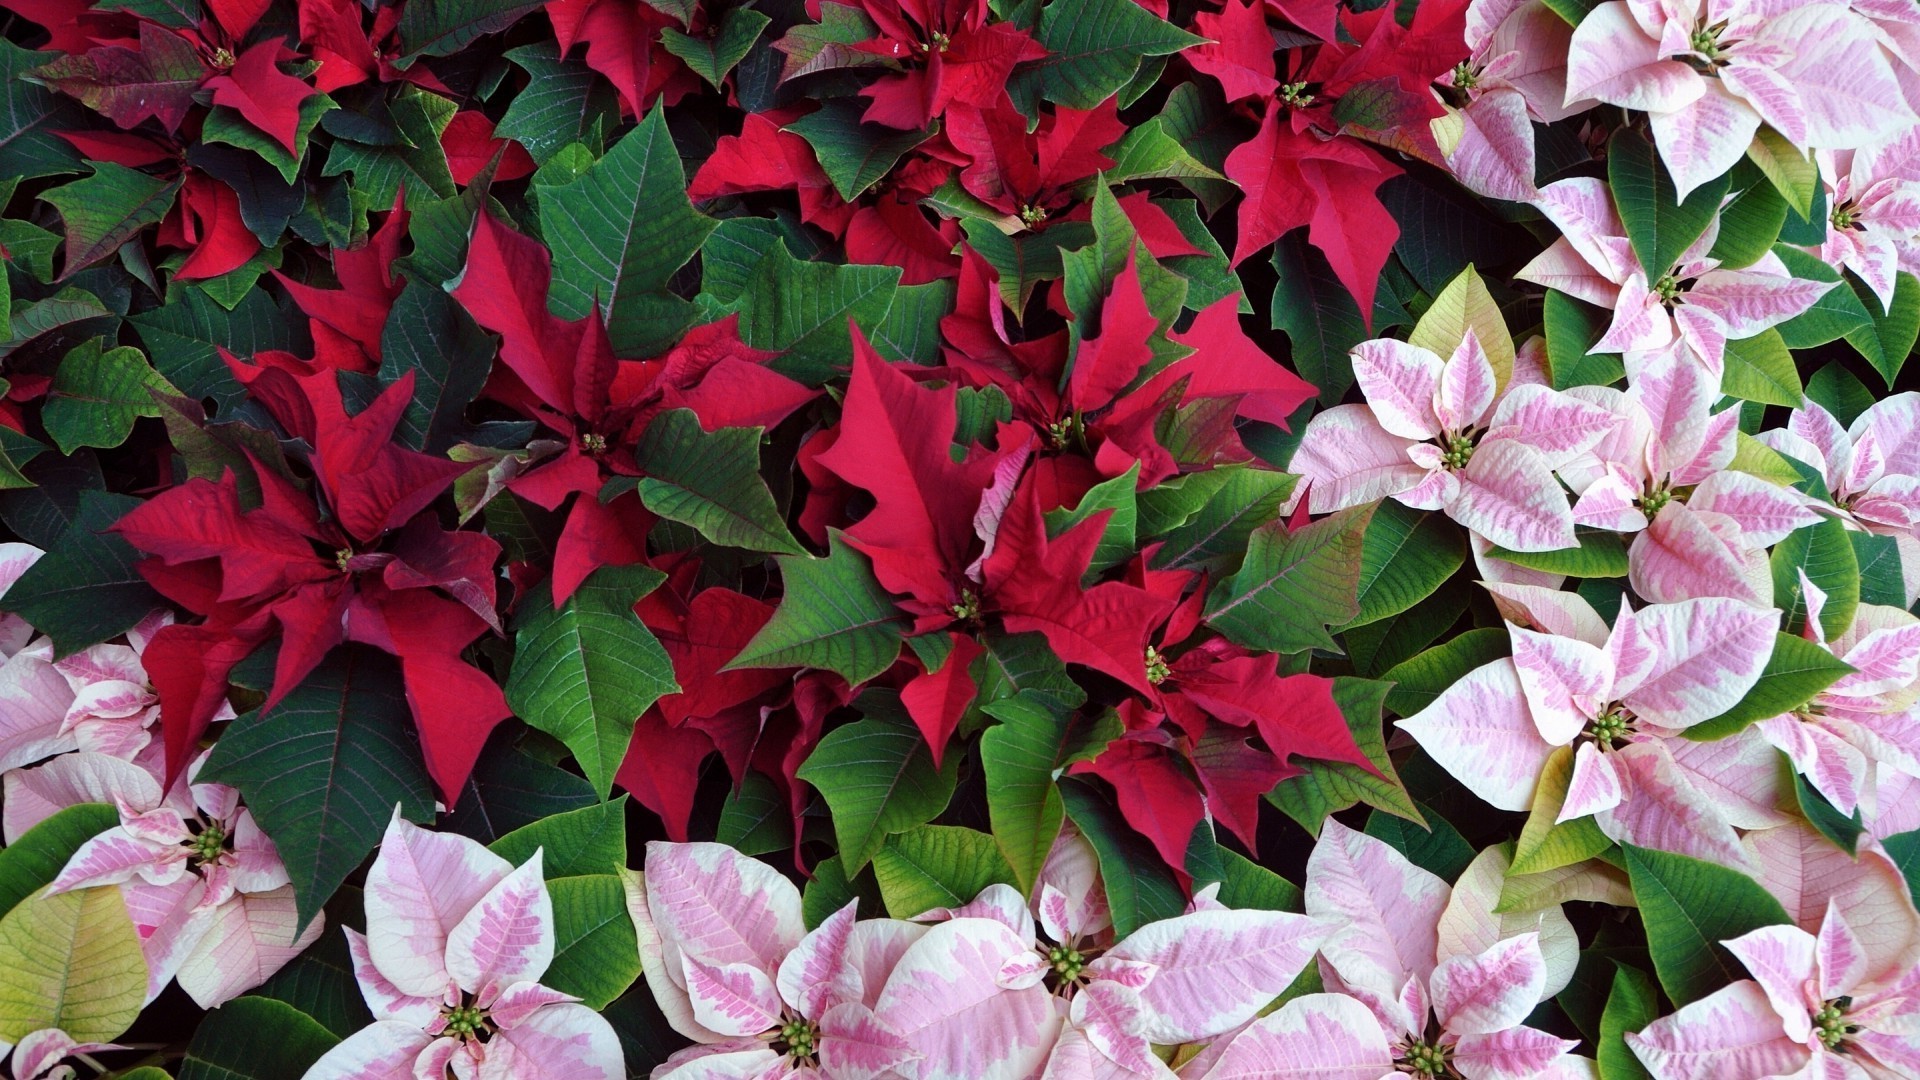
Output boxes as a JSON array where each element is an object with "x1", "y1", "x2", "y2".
[{"x1": 0, "y1": 0, "x2": 1916, "y2": 1072}]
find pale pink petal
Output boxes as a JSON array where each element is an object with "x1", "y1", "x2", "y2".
[
  {"x1": 1831, "y1": 620, "x2": 1920, "y2": 699},
  {"x1": 1447, "y1": 89, "x2": 1540, "y2": 203},
  {"x1": 1626, "y1": 981, "x2": 1809, "y2": 1080},
  {"x1": 624, "y1": 865, "x2": 721, "y2": 1043},
  {"x1": 1482, "y1": 583, "x2": 1609, "y2": 646},
  {"x1": 1570, "y1": 466, "x2": 1651, "y2": 533},
  {"x1": 49, "y1": 827, "x2": 171, "y2": 892},
  {"x1": 1432, "y1": 932, "x2": 1548, "y2": 1036},
  {"x1": 1453, "y1": 441, "x2": 1579, "y2": 552},
  {"x1": 1688, "y1": 473, "x2": 1822, "y2": 547},
  {"x1": 1600, "y1": 741, "x2": 1749, "y2": 868},
  {"x1": 1758, "y1": 716, "x2": 1869, "y2": 816},
  {"x1": 1593, "y1": 275, "x2": 1676, "y2": 355},
  {"x1": 1516, "y1": 238, "x2": 1624, "y2": 306},
  {"x1": 839, "y1": 919, "x2": 930, "y2": 1011},
  {"x1": 1724, "y1": 924, "x2": 1820, "y2": 1043},
  {"x1": 123, "y1": 876, "x2": 212, "y2": 1002},
  {"x1": 1559, "y1": 743, "x2": 1626, "y2": 822},
  {"x1": 1, "y1": 753, "x2": 163, "y2": 842},
  {"x1": 1037, "y1": 826, "x2": 1110, "y2": 944},
  {"x1": 1452, "y1": 1026, "x2": 1581, "y2": 1080},
  {"x1": 0, "y1": 543, "x2": 44, "y2": 602},
  {"x1": 1435, "y1": 846, "x2": 1577, "y2": 1002},
  {"x1": 1628, "y1": 504, "x2": 1768, "y2": 606},
  {"x1": 364, "y1": 811, "x2": 511, "y2": 999},
  {"x1": 1612, "y1": 597, "x2": 1778, "y2": 728},
  {"x1": 683, "y1": 957, "x2": 784, "y2": 1037},
  {"x1": 0, "y1": 652, "x2": 79, "y2": 773},
  {"x1": 1850, "y1": 392, "x2": 1920, "y2": 480},
  {"x1": 1303, "y1": 820, "x2": 1449, "y2": 1003},
  {"x1": 1294, "y1": 405, "x2": 1427, "y2": 513},
  {"x1": 1350, "y1": 340, "x2": 1446, "y2": 441},
  {"x1": 1439, "y1": 331, "x2": 1499, "y2": 432},
  {"x1": 300, "y1": 1020, "x2": 434, "y2": 1080},
  {"x1": 1398, "y1": 660, "x2": 1561, "y2": 811},
  {"x1": 921, "y1": 882, "x2": 1035, "y2": 942},
  {"x1": 652, "y1": 1043, "x2": 789, "y2": 1080},
  {"x1": 874, "y1": 918, "x2": 1061, "y2": 1080},
  {"x1": 1193, "y1": 993, "x2": 1396, "y2": 1080},
  {"x1": 819, "y1": 1001, "x2": 918, "y2": 1080},
  {"x1": 488, "y1": 1000, "x2": 625, "y2": 1080},
  {"x1": 345, "y1": 926, "x2": 440, "y2": 1026},
  {"x1": 777, "y1": 899, "x2": 857, "y2": 1019},
  {"x1": 446, "y1": 850, "x2": 554, "y2": 994},
  {"x1": 1565, "y1": 2, "x2": 1707, "y2": 112},
  {"x1": 1686, "y1": 274, "x2": 1836, "y2": 341},
  {"x1": 175, "y1": 887, "x2": 325, "y2": 1009},
  {"x1": 1649, "y1": 83, "x2": 1763, "y2": 202},
  {"x1": 643, "y1": 841, "x2": 806, "y2": 981},
  {"x1": 1510, "y1": 628, "x2": 1611, "y2": 745},
  {"x1": 1072, "y1": 981, "x2": 1161, "y2": 1076},
  {"x1": 1484, "y1": 385, "x2": 1622, "y2": 467},
  {"x1": 1099, "y1": 907, "x2": 1328, "y2": 1043},
  {"x1": 1764, "y1": 5, "x2": 1917, "y2": 150}
]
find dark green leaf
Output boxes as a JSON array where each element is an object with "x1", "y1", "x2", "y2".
[
  {"x1": 42, "y1": 339, "x2": 172, "y2": 453},
  {"x1": 4, "y1": 491, "x2": 159, "y2": 655},
  {"x1": 543, "y1": 874, "x2": 642, "y2": 1009},
  {"x1": 726, "y1": 532, "x2": 906, "y2": 684},
  {"x1": 795, "y1": 700, "x2": 959, "y2": 872},
  {"x1": 496, "y1": 43, "x2": 622, "y2": 166},
  {"x1": 1059, "y1": 778, "x2": 1184, "y2": 937},
  {"x1": 661, "y1": 6, "x2": 772, "y2": 88},
  {"x1": 1608, "y1": 126, "x2": 1729, "y2": 278},
  {"x1": 787, "y1": 98, "x2": 930, "y2": 201},
  {"x1": 1347, "y1": 501, "x2": 1466, "y2": 626},
  {"x1": 378, "y1": 281, "x2": 492, "y2": 452},
  {"x1": 1623, "y1": 844, "x2": 1790, "y2": 1006},
  {"x1": 1597, "y1": 964, "x2": 1658, "y2": 1080},
  {"x1": 630, "y1": 409, "x2": 803, "y2": 554},
  {"x1": 1009, "y1": 0, "x2": 1203, "y2": 110},
  {"x1": 873, "y1": 825, "x2": 1018, "y2": 917},
  {"x1": 1686, "y1": 632, "x2": 1855, "y2": 741},
  {"x1": 396, "y1": 0, "x2": 541, "y2": 61},
  {"x1": 1771, "y1": 517, "x2": 1858, "y2": 641},
  {"x1": 1204, "y1": 503, "x2": 1374, "y2": 654},
  {"x1": 1365, "y1": 808, "x2": 1474, "y2": 883},
  {"x1": 980, "y1": 695, "x2": 1121, "y2": 893},
  {"x1": 39, "y1": 164, "x2": 179, "y2": 279},
  {"x1": 179, "y1": 997, "x2": 338, "y2": 1080},
  {"x1": 0, "y1": 804, "x2": 116, "y2": 918},
  {"x1": 1489, "y1": 529, "x2": 1630, "y2": 578}
]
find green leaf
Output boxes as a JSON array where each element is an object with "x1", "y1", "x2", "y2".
[
  {"x1": 1409, "y1": 266, "x2": 1515, "y2": 391},
  {"x1": 0, "y1": 885, "x2": 145, "y2": 1043},
  {"x1": 489, "y1": 799, "x2": 628, "y2": 878},
  {"x1": 1270, "y1": 232, "x2": 1399, "y2": 402},
  {"x1": 1719, "y1": 328, "x2": 1801, "y2": 406},
  {"x1": 1608, "y1": 126, "x2": 1730, "y2": 278},
  {"x1": 1382, "y1": 627, "x2": 1509, "y2": 717},
  {"x1": 1543, "y1": 289, "x2": 1624, "y2": 390},
  {"x1": 974, "y1": 630, "x2": 1087, "y2": 717},
  {"x1": 379, "y1": 280, "x2": 493, "y2": 452},
  {"x1": 250, "y1": 928, "x2": 371, "y2": 1039},
  {"x1": 537, "y1": 106, "x2": 716, "y2": 357},
  {"x1": 714, "y1": 772, "x2": 793, "y2": 856},
  {"x1": 1211, "y1": 848, "x2": 1303, "y2": 913},
  {"x1": 321, "y1": 87, "x2": 458, "y2": 205},
  {"x1": 1059, "y1": 778, "x2": 1184, "y2": 937},
  {"x1": 787, "y1": 99, "x2": 932, "y2": 201},
  {"x1": 39, "y1": 163, "x2": 179, "y2": 279},
  {"x1": 1772, "y1": 517, "x2": 1858, "y2": 641},
  {"x1": 1846, "y1": 270, "x2": 1920, "y2": 386},
  {"x1": 980, "y1": 695, "x2": 1121, "y2": 893},
  {"x1": 1105, "y1": 116, "x2": 1227, "y2": 187},
  {"x1": 1511, "y1": 746, "x2": 1614, "y2": 875},
  {"x1": 1010, "y1": 0, "x2": 1203, "y2": 109},
  {"x1": 1347, "y1": 501, "x2": 1466, "y2": 627},
  {"x1": 130, "y1": 285, "x2": 294, "y2": 412},
  {"x1": 1885, "y1": 829, "x2": 1920, "y2": 911},
  {"x1": 629, "y1": 409, "x2": 803, "y2": 555},
  {"x1": 1685, "y1": 632, "x2": 1855, "y2": 741},
  {"x1": 202, "y1": 93, "x2": 336, "y2": 186},
  {"x1": 4, "y1": 491, "x2": 159, "y2": 655},
  {"x1": 726, "y1": 532, "x2": 906, "y2": 685},
  {"x1": 41, "y1": 339, "x2": 173, "y2": 454},
  {"x1": 200, "y1": 647, "x2": 437, "y2": 928},
  {"x1": 1623, "y1": 844, "x2": 1790, "y2": 1006},
  {"x1": 1204, "y1": 503, "x2": 1374, "y2": 654},
  {"x1": 870, "y1": 280, "x2": 954, "y2": 364},
  {"x1": 718, "y1": 242, "x2": 901, "y2": 385},
  {"x1": 1365, "y1": 808, "x2": 1475, "y2": 883},
  {"x1": 956, "y1": 216, "x2": 1090, "y2": 315},
  {"x1": 795, "y1": 700, "x2": 960, "y2": 872},
  {"x1": 873, "y1": 825, "x2": 1019, "y2": 917},
  {"x1": 0, "y1": 804, "x2": 116, "y2": 918},
  {"x1": 396, "y1": 0, "x2": 541, "y2": 61},
  {"x1": 1777, "y1": 252, "x2": 1873, "y2": 349},
  {"x1": 1745, "y1": 127, "x2": 1817, "y2": 219},
  {"x1": 1708, "y1": 166, "x2": 1788, "y2": 270},
  {"x1": 496, "y1": 43, "x2": 622, "y2": 166},
  {"x1": 1043, "y1": 464, "x2": 1138, "y2": 578},
  {"x1": 800, "y1": 855, "x2": 878, "y2": 929},
  {"x1": 543, "y1": 874, "x2": 642, "y2": 1009},
  {"x1": 1149, "y1": 467, "x2": 1294, "y2": 574},
  {"x1": 661, "y1": 6, "x2": 771, "y2": 88},
  {"x1": 1854, "y1": 532, "x2": 1907, "y2": 608},
  {"x1": 1598, "y1": 964, "x2": 1659, "y2": 1080},
  {"x1": 179, "y1": 997, "x2": 339, "y2": 1080},
  {"x1": 1489, "y1": 529, "x2": 1630, "y2": 578},
  {"x1": 443, "y1": 746, "x2": 598, "y2": 844},
  {"x1": 1793, "y1": 770, "x2": 1864, "y2": 856},
  {"x1": 0, "y1": 41, "x2": 83, "y2": 180},
  {"x1": 1805, "y1": 361, "x2": 1876, "y2": 427},
  {"x1": 505, "y1": 566, "x2": 679, "y2": 798},
  {"x1": 1267, "y1": 676, "x2": 1422, "y2": 832}
]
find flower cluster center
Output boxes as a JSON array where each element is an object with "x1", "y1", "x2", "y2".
[
  {"x1": 1144, "y1": 645, "x2": 1170, "y2": 685},
  {"x1": 442, "y1": 1003, "x2": 489, "y2": 1039},
  {"x1": 1814, "y1": 998, "x2": 1858, "y2": 1050},
  {"x1": 1399, "y1": 1037, "x2": 1454, "y2": 1078},
  {"x1": 775, "y1": 1017, "x2": 820, "y2": 1065}
]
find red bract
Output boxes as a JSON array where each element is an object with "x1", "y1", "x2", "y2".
[
  {"x1": 849, "y1": 0, "x2": 1046, "y2": 129},
  {"x1": 112, "y1": 356, "x2": 507, "y2": 801}
]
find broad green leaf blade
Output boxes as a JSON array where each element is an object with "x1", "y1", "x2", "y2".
[
  {"x1": 0, "y1": 41, "x2": 83, "y2": 179},
  {"x1": 1059, "y1": 777, "x2": 1184, "y2": 937},
  {"x1": 714, "y1": 772, "x2": 793, "y2": 857},
  {"x1": 1598, "y1": 964, "x2": 1658, "y2": 1080},
  {"x1": 631, "y1": 410, "x2": 803, "y2": 554},
  {"x1": 0, "y1": 885, "x2": 145, "y2": 1043},
  {"x1": 1043, "y1": 464, "x2": 1139, "y2": 578},
  {"x1": 1346, "y1": 501, "x2": 1466, "y2": 627},
  {"x1": 379, "y1": 280, "x2": 493, "y2": 452},
  {"x1": 489, "y1": 799, "x2": 628, "y2": 878},
  {"x1": 538, "y1": 106, "x2": 716, "y2": 356},
  {"x1": 250, "y1": 928, "x2": 372, "y2": 1039},
  {"x1": 396, "y1": 0, "x2": 541, "y2": 60},
  {"x1": 1364, "y1": 809, "x2": 1475, "y2": 884},
  {"x1": 543, "y1": 874, "x2": 642, "y2": 1009},
  {"x1": 130, "y1": 285, "x2": 296, "y2": 412},
  {"x1": 1885, "y1": 828, "x2": 1920, "y2": 911},
  {"x1": 717, "y1": 242, "x2": 902, "y2": 385},
  {"x1": 787, "y1": 98, "x2": 932, "y2": 201},
  {"x1": 1608, "y1": 126, "x2": 1730, "y2": 278},
  {"x1": 319, "y1": 87, "x2": 458, "y2": 204},
  {"x1": 726, "y1": 532, "x2": 906, "y2": 685},
  {"x1": 42, "y1": 339, "x2": 173, "y2": 454},
  {"x1": 1845, "y1": 271, "x2": 1920, "y2": 386},
  {"x1": 496, "y1": 43, "x2": 622, "y2": 166},
  {"x1": 505, "y1": 566, "x2": 679, "y2": 798},
  {"x1": 1149, "y1": 467, "x2": 1294, "y2": 574},
  {"x1": 39, "y1": 163, "x2": 180, "y2": 279},
  {"x1": 1511, "y1": 745, "x2": 1614, "y2": 875},
  {"x1": 794, "y1": 700, "x2": 959, "y2": 872},
  {"x1": 974, "y1": 630, "x2": 1087, "y2": 717},
  {"x1": 1771, "y1": 517, "x2": 1858, "y2": 641},
  {"x1": 873, "y1": 825, "x2": 1019, "y2": 917},
  {"x1": 1719, "y1": 328, "x2": 1801, "y2": 406},
  {"x1": 200, "y1": 647, "x2": 437, "y2": 928},
  {"x1": 1204, "y1": 503, "x2": 1374, "y2": 654},
  {"x1": 1623, "y1": 844, "x2": 1790, "y2": 1006},
  {"x1": 1745, "y1": 127, "x2": 1817, "y2": 218},
  {"x1": 1011, "y1": 0, "x2": 1203, "y2": 109},
  {"x1": 1489, "y1": 528, "x2": 1630, "y2": 578},
  {"x1": 179, "y1": 996, "x2": 339, "y2": 1080},
  {"x1": 1382, "y1": 627, "x2": 1510, "y2": 717},
  {"x1": 1685, "y1": 632, "x2": 1855, "y2": 741},
  {"x1": 1793, "y1": 770, "x2": 1864, "y2": 855},
  {"x1": 4, "y1": 490, "x2": 160, "y2": 656},
  {"x1": 980, "y1": 695, "x2": 1122, "y2": 893},
  {"x1": 1542, "y1": 289, "x2": 1625, "y2": 390},
  {"x1": 443, "y1": 746, "x2": 599, "y2": 844},
  {"x1": 0, "y1": 803, "x2": 116, "y2": 918},
  {"x1": 1708, "y1": 169, "x2": 1788, "y2": 270},
  {"x1": 660, "y1": 6, "x2": 771, "y2": 88}
]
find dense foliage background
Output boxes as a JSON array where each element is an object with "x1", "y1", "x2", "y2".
[{"x1": 0, "y1": 0, "x2": 1917, "y2": 1074}]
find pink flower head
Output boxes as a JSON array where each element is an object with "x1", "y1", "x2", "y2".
[
  {"x1": 1292, "y1": 329, "x2": 1618, "y2": 552},
  {"x1": 0, "y1": 542, "x2": 43, "y2": 659},
  {"x1": 0, "y1": 1029, "x2": 125, "y2": 1080},
  {"x1": 1561, "y1": 348, "x2": 1817, "y2": 603},
  {"x1": 1436, "y1": 0, "x2": 1587, "y2": 202},
  {"x1": 1758, "y1": 392, "x2": 1920, "y2": 545},
  {"x1": 303, "y1": 813, "x2": 622, "y2": 1080},
  {"x1": 1563, "y1": 0, "x2": 1915, "y2": 198},
  {"x1": 1519, "y1": 178, "x2": 1836, "y2": 374},
  {"x1": 1293, "y1": 821, "x2": 1583, "y2": 1079},
  {"x1": 1399, "y1": 591, "x2": 1781, "y2": 865},
  {"x1": 632, "y1": 840, "x2": 936, "y2": 1080},
  {"x1": 1756, "y1": 572, "x2": 1920, "y2": 817},
  {"x1": 49, "y1": 750, "x2": 319, "y2": 1007},
  {"x1": 1627, "y1": 902, "x2": 1920, "y2": 1079},
  {"x1": 1812, "y1": 139, "x2": 1920, "y2": 308}
]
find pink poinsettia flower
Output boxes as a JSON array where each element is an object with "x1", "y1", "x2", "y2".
[
  {"x1": 1563, "y1": 0, "x2": 1914, "y2": 199},
  {"x1": 303, "y1": 813, "x2": 622, "y2": 1080},
  {"x1": 1290, "y1": 821, "x2": 1583, "y2": 1079},
  {"x1": 1628, "y1": 902, "x2": 1920, "y2": 1079},
  {"x1": 1561, "y1": 349, "x2": 1816, "y2": 603},
  {"x1": 0, "y1": 542, "x2": 42, "y2": 658},
  {"x1": 0, "y1": 1029, "x2": 124, "y2": 1080},
  {"x1": 1399, "y1": 589, "x2": 1782, "y2": 866},
  {"x1": 1520, "y1": 178, "x2": 1835, "y2": 374},
  {"x1": 1756, "y1": 572, "x2": 1920, "y2": 816},
  {"x1": 1437, "y1": 0, "x2": 1587, "y2": 202},
  {"x1": 1292, "y1": 329, "x2": 1618, "y2": 552},
  {"x1": 49, "y1": 751, "x2": 320, "y2": 1008},
  {"x1": 1758, "y1": 393, "x2": 1920, "y2": 604},
  {"x1": 630, "y1": 840, "x2": 953, "y2": 1080},
  {"x1": 1811, "y1": 140, "x2": 1920, "y2": 308}
]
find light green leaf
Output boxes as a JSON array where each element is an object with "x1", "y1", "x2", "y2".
[
  {"x1": 1708, "y1": 168, "x2": 1788, "y2": 270},
  {"x1": 1624, "y1": 844, "x2": 1789, "y2": 1006},
  {"x1": 628, "y1": 409, "x2": 802, "y2": 555},
  {"x1": 1685, "y1": 632, "x2": 1855, "y2": 741},
  {"x1": 39, "y1": 163, "x2": 179, "y2": 279},
  {"x1": 0, "y1": 886, "x2": 145, "y2": 1043},
  {"x1": 1409, "y1": 265, "x2": 1515, "y2": 391},
  {"x1": 489, "y1": 799, "x2": 628, "y2": 879},
  {"x1": 1382, "y1": 627, "x2": 1509, "y2": 717},
  {"x1": 1149, "y1": 467, "x2": 1294, "y2": 574},
  {"x1": 505, "y1": 566, "x2": 679, "y2": 798},
  {"x1": 1771, "y1": 516, "x2": 1858, "y2": 641},
  {"x1": 1511, "y1": 745, "x2": 1614, "y2": 876},
  {"x1": 1846, "y1": 271, "x2": 1920, "y2": 386},
  {"x1": 543, "y1": 874, "x2": 642, "y2": 1009},
  {"x1": 1745, "y1": 128, "x2": 1818, "y2": 219},
  {"x1": 980, "y1": 695, "x2": 1121, "y2": 893},
  {"x1": 873, "y1": 825, "x2": 1019, "y2": 917},
  {"x1": 795, "y1": 700, "x2": 960, "y2": 872},
  {"x1": 1720, "y1": 328, "x2": 1801, "y2": 406},
  {"x1": 1204, "y1": 503, "x2": 1374, "y2": 654},
  {"x1": 1488, "y1": 529, "x2": 1630, "y2": 578},
  {"x1": 42, "y1": 339, "x2": 174, "y2": 454},
  {"x1": 726, "y1": 532, "x2": 906, "y2": 685}
]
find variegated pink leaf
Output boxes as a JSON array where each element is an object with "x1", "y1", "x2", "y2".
[
  {"x1": 364, "y1": 810, "x2": 511, "y2": 999},
  {"x1": 1304, "y1": 820, "x2": 1447, "y2": 1005},
  {"x1": 445, "y1": 850, "x2": 554, "y2": 994},
  {"x1": 345, "y1": 926, "x2": 439, "y2": 1026},
  {"x1": 1099, "y1": 907, "x2": 1326, "y2": 1043},
  {"x1": 1453, "y1": 440, "x2": 1579, "y2": 553},
  {"x1": 1450, "y1": 1025, "x2": 1581, "y2": 1080},
  {"x1": 819, "y1": 1001, "x2": 918, "y2": 1080},
  {"x1": 1399, "y1": 660, "x2": 1558, "y2": 811},
  {"x1": 776, "y1": 899, "x2": 857, "y2": 1019},
  {"x1": 643, "y1": 841, "x2": 806, "y2": 979},
  {"x1": 682, "y1": 957, "x2": 784, "y2": 1038},
  {"x1": 1625, "y1": 981, "x2": 1808, "y2": 1080},
  {"x1": 487, "y1": 999, "x2": 626, "y2": 1080},
  {"x1": 1612, "y1": 598, "x2": 1777, "y2": 729},
  {"x1": 1510, "y1": 627, "x2": 1611, "y2": 745},
  {"x1": 300, "y1": 1019, "x2": 435, "y2": 1080},
  {"x1": 1350, "y1": 340, "x2": 1445, "y2": 441},
  {"x1": 874, "y1": 918, "x2": 1061, "y2": 1080},
  {"x1": 1193, "y1": 993, "x2": 1395, "y2": 1080},
  {"x1": 1293, "y1": 405, "x2": 1424, "y2": 513},
  {"x1": 175, "y1": 886, "x2": 324, "y2": 1009},
  {"x1": 1430, "y1": 932, "x2": 1547, "y2": 1036}
]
